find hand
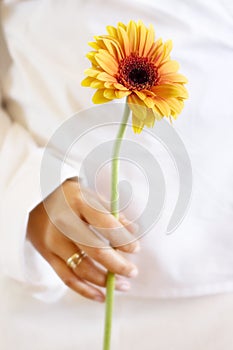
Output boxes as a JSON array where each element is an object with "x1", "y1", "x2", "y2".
[{"x1": 27, "y1": 179, "x2": 140, "y2": 302}]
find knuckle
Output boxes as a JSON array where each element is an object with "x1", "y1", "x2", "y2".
[
  {"x1": 63, "y1": 276, "x2": 77, "y2": 288},
  {"x1": 119, "y1": 214, "x2": 128, "y2": 224},
  {"x1": 97, "y1": 274, "x2": 107, "y2": 287},
  {"x1": 92, "y1": 247, "x2": 106, "y2": 260},
  {"x1": 63, "y1": 182, "x2": 84, "y2": 212},
  {"x1": 74, "y1": 193, "x2": 84, "y2": 212},
  {"x1": 44, "y1": 230, "x2": 56, "y2": 249},
  {"x1": 79, "y1": 290, "x2": 91, "y2": 299},
  {"x1": 96, "y1": 212, "x2": 119, "y2": 230},
  {"x1": 104, "y1": 216, "x2": 118, "y2": 228},
  {"x1": 46, "y1": 254, "x2": 57, "y2": 265},
  {"x1": 100, "y1": 280, "x2": 106, "y2": 288}
]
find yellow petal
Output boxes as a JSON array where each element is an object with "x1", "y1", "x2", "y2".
[
  {"x1": 153, "y1": 97, "x2": 171, "y2": 116},
  {"x1": 144, "y1": 109, "x2": 156, "y2": 127},
  {"x1": 138, "y1": 20, "x2": 147, "y2": 56},
  {"x1": 151, "y1": 104, "x2": 163, "y2": 120},
  {"x1": 96, "y1": 38, "x2": 110, "y2": 51},
  {"x1": 93, "y1": 36, "x2": 106, "y2": 49},
  {"x1": 167, "y1": 97, "x2": 184, "y2": 115},
  {"x1": 103, "y1": 89, "x2": 116, "y2": 99},
  {"x1": 170, "y1": 112, "x2": 178, "y2": 119},
  {"x1": 158, "y1": 60, "x2": 180, "y2": 74},
  {"x1": 160, "y1": 73, "x2": 188, "y2": 84},
  {"x1": 84, "y1": 68, "x2": 101, "y2": 78},
  {"x1": 115, "y1": 90, "x2": 131, "y2": 99},
  {"x1": 153, "y1": 43, "x2": 167, "y2": 65},
  {"x1": 152, "y1": 84, "x2": 188, "y2": 99},
  {"x1": 118, "y1": 22, "x2": 127, "y2": 31},
  {"x1": 132, "y1": 114, "x2": 144, "y2": 133},
  {"x1": 143, "y1": 24, "x2": 155, "y2": 57},
  {"x1": 127, "y1": 20, "x2": 138, "y2": 52},
  {"x1": 88, "y1": 41, "x2": 101, "y2": 50},
  {"x1": 144, "y1": 97, "x2": 155, "y2": 108},
  {"x1": 128, "y1": 94, "x2": 147, "y2": 120},
  {"x1": 118, "y1": 26, "x2": 130, "y2": 56},
  {"x1": 175, "y1": 84, "x2": 188, "y2": 99},
  {"x1": 148, "y1": 38, "x2": 163, "y2": 60},
  {"x1": 137, "y1": 90, "x2": 164, "y2": 118},
  {"x1": 97, "y1": 72, "x2": 117, "y2": 82},
  {"x1": 151, "y1": 107, "x2": 163, "y2": 120},
  {"x1": 100, "y1": 36, "x2": 124, "y2": 60},
  {"x1": 106, "y1": 25, "x2": 118, "y2": 37},
  {"x1": 100, "y1": 38, "x2": 118, "y2": 59},
  {"x1": 134, "y1": 91, "x2": 147, "y2": 101},
  {"x1": 113, "y1": 83, "x2": 129, "y2": 90},
  {"x1": 162, "y1": 40, "x2": 173, "y2": 61},
  {"x1": 92, "y1": 89, "x2": 112, "y2": 104},
  {"x1": 104, "y1": 82, "x2": 114, "y2": 89},
  {"x1": 90, "y1": 80, "x2": 105, "y2": 89},
  {"x1": 95, "y1": 50, "x2": 118, "y2": 75},
  {"x1": 143, "y1": 89, "x2": 156, "y2": 98},
  {"x1": 86, "y1": 52, "x2": 98, "y2": 65},
  {"x1": 81, "y1": 77, "x2": 94, "y2": 87}
]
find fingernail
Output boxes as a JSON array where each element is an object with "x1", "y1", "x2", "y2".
[
  {"x1": 128, "y1": 268, "x2": 138, "y2": 278},
  {"x1": 116, "y1": 281, "x2": 131, "y2": 291},
  {"x1": 94, "y1": 295, "x2": 105, "y2": 303}
]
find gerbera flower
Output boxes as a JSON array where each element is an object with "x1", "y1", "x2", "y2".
[{"x1": 82, "y1": 20, "x2": 188, "y2": 133}]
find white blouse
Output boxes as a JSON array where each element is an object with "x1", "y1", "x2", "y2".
[{"x1": 0, "y1": 0, "x2": 233, "y2": 303}]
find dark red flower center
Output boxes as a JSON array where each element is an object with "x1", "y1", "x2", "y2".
[{"x1": 116, "y1": 54, "x2": 158, "y2": 91}]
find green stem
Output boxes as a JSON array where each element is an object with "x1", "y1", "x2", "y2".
[{"x1": 103, "y1": 102, "x2": 130, "y2": 350}]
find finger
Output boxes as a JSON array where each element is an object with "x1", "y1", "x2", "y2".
[
  {"x1": 78, "y1": 196, "x2": 140, "y2": 253},
  {"x1": 94, "y1": 196, "x2": 141, "y2": 253},
  {"x1": 83, "y1": 188, "x2": 140, "y2": 235},
  {"x1": 63, "y1": 183, "x2": 140, "y2": 253},
  {"x1": 47, "y1": 254, "x2": 105, "y2": 302},
  {"x1": 70, "y1": 255, "x2": 107, "y2": 287},
  {"x1": 78, "y1": 244, "x2": 138, "y2": 278},
  {"x1": 118, "y1": 213, "x2": 139, "y2": 235},
  {"x1": 47, "y1": 230, "x2": 107, "y2": 286},
  {"x1": 49, "y1": 231, "x2": 131, "y2": 291},
  {"x1": 96, "y1": 197, "x2": 141, "y2": 251},
  {"x1": 71, "y1": 257, "x2": 131, "y2": 292}
]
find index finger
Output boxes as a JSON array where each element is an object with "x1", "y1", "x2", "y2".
[
  {"x1": 79, "y1": 195, "x2": 140, "y2": 253},
  {"x1": 78, "y1": 244, "x2": 139, "y2": 278}
]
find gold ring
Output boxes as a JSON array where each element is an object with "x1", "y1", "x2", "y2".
[{"x1": 66, "y1": 251, "x2": 87, "y2": 270}]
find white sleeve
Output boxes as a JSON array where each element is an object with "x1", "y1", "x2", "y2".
[
  {"x1": 0, "y1": 97, "x2": 79, "y2": 301},
  {"x1": 0, "y1": 5, "x2": 82, "y2": 301}
]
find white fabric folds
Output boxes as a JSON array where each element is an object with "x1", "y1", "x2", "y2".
[{"x1": 0, "y1": 0, "x2": 233, "y2": 301}]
